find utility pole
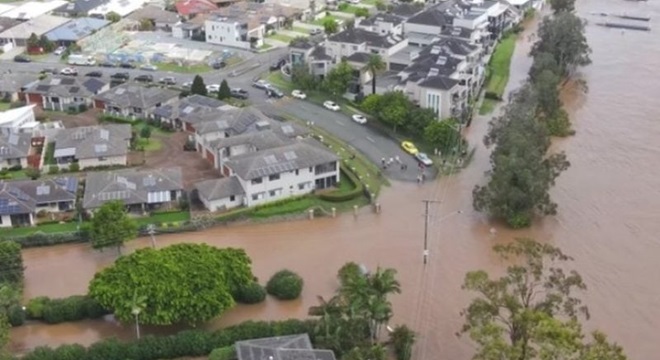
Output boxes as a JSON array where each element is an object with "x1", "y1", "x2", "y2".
[{"x1": 422, "y1": 200, "x2": 441, "y2": 265}]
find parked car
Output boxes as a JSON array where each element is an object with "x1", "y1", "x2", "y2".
[
  {"x1": 211, "y1": 60, "x2": 226, "y2": 69},
  {"x1": 140, "y1": 64, "x2": 157, "y2": 71},
  {"x1": 269, "y1": 58, "x2": 286, "y2": 71},
  {"x1": 206, "y1": 84, "x2": 220, "y2": 93},
  {"x1": 119, "y1": 62, "x2": 136, "y2": 69},
  {"x1": 230, "y1": 88, "x2": 249, "y2": 99},
  {"x1": 181, "y1": 81, "x2": 192, "y2": 89},
  {"x1": 159, "y1": 77, "x2": 176, "y2": 85},
  {"x1": 135, "y1": 74, "x2": 153, "y2": 82},
  {"x1": 53, "y1": 46, "x2": 66, "y2": 56},
  {"x1": 60, "y1": 67, "x2": 78, "y2": 76},
  {"x1": 291, "y1": 90, "x2": 306, "y2": 99},
  {"x1": 323, "y1": 101, "x2": 340, "y2": 111},
  {"x1": 266, "y1": 87, "x2": 284, "y2": 98},
  {"x1": 352, "y1": 114, "x2": 367, "y2": 124},
  {"x1": 309, "y1": 28, "x2": 322, "y2": 36},
  {"x1": 99, "y1": 61, "x2": 115, "y2": 68},
  {"x1": 415, "y1": 152, "x2": 433, "y2": 166},
  {"x1": 13, "y1": 55, "x2": 31, "y2": 63},
  {"x1": 85, "y1": 71, "x2": 103, "y2": 78},
  {"x1": 401, "y1": 141, "x2": 419, "y2": 155},
  {"x1": 110, "y1": 72, "x2": 130, "y2": 80},
  {"x1": 252, "y1": 79, "x2": 270, "y2": 89}
]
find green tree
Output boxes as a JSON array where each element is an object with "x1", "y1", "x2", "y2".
[
  {"x1": 89, "y1": 200, "x2": 138, "y2": 254},
  {"x1": 322, "y1": 60, "x2": 353, "y2": 97},
  {"x1": 354, "y1": 7, "x2": 369, "y2": 18},
  {"x1": 390, "y1": 325, "x2": 415, "y2": 360},
  {"x1": 549, "y1": 0, "x2": 575, "y2": 13},
  {"x1": 0, "y1": 241, "x2": 23, "y2": 285},
  {"x1": 138, "y1": 18, "x2": 154, "y2": 31},
  {"x1": 191, "y1": 75, "x2": 207, "y2": 96},
  {"x1": 218, "y1": 79, "x2": 231, "y2": 100},
  {"x1": 343, "y1": 344, "x2": 386, "y2": 360},
  {"x1": 0, "y1": 314, "x2": 8, "y2": 358},
  {"x1": 404, "y1": 107, "x2": 435, "y2": 137},
  {"x1": 424, "y1": 119, "x2": 461, "y2": 154},
  {"x1": 291, "y1": 63, "x2": 317, "y2": 90},
  {"x1": 533, "y1": 70, "x2": 561, "y2": 119},
  {"x1": 323, "y1": 18, "x2": 338, "y2": 34},
  {"x1": 374, "y1": 0, "x2": 386, "y2": 10},
  {"x1": 106, "y1": 11, "x2": 121, "y2": 23},
  {"x1": 528, "y1": 52, "x2": 559, "y2": 83},
  {"x1": 25, "y1": 167, "x2": 41, "y2": 180},
  {"x1": 27, "y1": 33, "x2": 39, "y2": 48},
  {"x1": 473, "y1": 85, "x2": 569, "y2": 228},
  {"x1": 531, "y1": 12, "x2": 591, "y2": 77},
  {"x1": 359, "y1": 94, "x2": 382, "y2": 115},
  {"x1": 88, "y1": 244, "x2": 253, "y2": 325},
  {"x1": 366, "y1": 54, "x2": 385, "y2": 95},
  {"x1": 460, "y1": 238, "x2": 627, "y2": 360},
  {"x1": 266, "y1": 270, "x2": 304, "y2": 300},
  {"x1": 377, "y1": 91, "x2": 410, "y2": 131},
  {"x1": 38, "y1": 35, "x2": 55, "y2": 53},
  {"x1": 139, "y1": 126, "x2": 151, "y2": 143}
]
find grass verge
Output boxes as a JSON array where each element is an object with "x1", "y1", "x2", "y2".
[
  {"x1": 136, "y1": 137, "x2": 162, "y2": 152},
  {"x1": 0, "y1": 102, "x2": 10, "y2": 110},
  {"x1": 479, "y1": 98, "x2": 498, "y2": 115},
  {"x1": 312, "y1": 16, "x2": 336, "y2": 26},
  {"x1": 292, "y1": 26, "x2": 310, "y2": 34},
  {"x1": 157, "y1": 62, "x2": 212, "y2": 74},
  {"x1": 268, "y1": 33, "x2": 294, "y2": 43},
  {"x1": 484, "y1": 34, "x2": 516, "y2": 99}
]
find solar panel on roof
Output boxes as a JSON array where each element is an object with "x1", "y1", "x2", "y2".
[
  {"x1": 69, "y1": 86, "x2": 80, "y2": 94},
  {"x1": 264, "y1": 154, "x2": 277, "y2": 165},
  {"x1": 283, "y1": 151, "x2": 297, "y2": 160},
  {"x1": 95, "y1": 144, "x2": 107, "y2": 153},
  {"x1": 36, "y1": 185, "x2": 50, "y2": 196},
  {"x1": 99, "y1": 129, "x2": 109, "y2": 140},
  {"x1": 61, "y1": 78, "x2": 75, "y2": 85},
  {"x1": 143, "y1": 175, "x2": 156, "y2": 187}
]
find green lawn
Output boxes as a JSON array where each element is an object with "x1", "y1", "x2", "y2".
[
  {"x1": 3, "y1": 222, "x2": 80, "y2": 237},
  {"x1": 44, "y1": 142, "x2": 56, "y2": 165},
  {"x1": 337, "y1": 4, "x2": 368, "y2": 15},
  {"x1": 268, "y1": 33, "x2": 294, "y2": 43},
  {"x1": 156, "y1": 62, "x2": 212, "y2": 74},
  {"x1": 312, "y1": 16, "x2": 336, "y2": 26},
  {"x1": 362, "y1": 0, "x2": 379, "y2": 4},
  {"x1": 135, "y1": 211, "x2": 190, "y2": 225},
  {"x1": 259, "y1": 43, "x2": 273, "y2": 50},
  {"x1": 136, "y1": 137, "x2": 162, "y2": 152},
  {"x1": 225, "y1": 55, "x2": 244, "y2": 66},
  {"x1": 292, "y1": 26, "x2": 310, "y2": 34},
  {"x1": 0, "y1": 102, "x2": 11, "y2": 110},
  {"x1": 484, "y1": 34, "x2": 517, "y2": 99},
  {"x1": 479, "y1": 98, "x2": 498, "y2": 115},
  {"x1": 0, "y1": 169, "x2": 28, "y2": 180}
]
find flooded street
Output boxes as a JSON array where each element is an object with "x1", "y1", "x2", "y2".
[{"x1": 10, "y1": 0, "x2": 660, "y2": 359}]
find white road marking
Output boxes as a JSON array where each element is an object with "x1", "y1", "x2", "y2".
[
  {"x1": 366, "y1": 136, "x2": 376, "y2": 144},
  {"x1": 335, "y1": 119, "x2": 346, "y2": 126}
]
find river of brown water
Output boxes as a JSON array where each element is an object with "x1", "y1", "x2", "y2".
[{"x1": 10, "y1": 0, "x2": 660, "y2": 359}]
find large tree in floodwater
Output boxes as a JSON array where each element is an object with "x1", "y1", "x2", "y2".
[
  {"x1": 531, "y1": 12, "x2": 591, "y2": 77},
  {"x1": 459, "y1": 238, "x2": 628, "y2": 360}
]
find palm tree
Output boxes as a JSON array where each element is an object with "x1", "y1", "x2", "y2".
[
  {"x1": 366, "y1": 296, "x2": 393, "y2": 343},
  {"x1": 366, "y1": 54, "x2": 386, "y2": 95},
  {"x1": 368, "y1": 267, "x2": 401, "y2": 300}
]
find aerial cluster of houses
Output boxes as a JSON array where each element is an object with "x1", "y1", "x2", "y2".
[{"x1": 0, "y1": 77, "x2": 340, "y2": 228}]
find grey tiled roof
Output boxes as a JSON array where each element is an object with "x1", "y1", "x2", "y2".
[
  {"x1": 0, "y1": 73, "x2": 37, "y2": 93},
  {"x1": 389, "y1": 3, "x2": 424, "y2": 18},
  {"x1": 236, "y1": 334, "x2": 336, "y2": 360},
  {"x1": 310, "y1": 46, "x2": 331, "y2": 61},
  {"x1": 0, "y1": 132, "x2": 30, "y2": 161},
  {"x1": 195, "y1": 176, "x2": 244, "y2": 201},
  {"x1": 152, "y1": 94, "x2": 230, "y2": 122},
  {"x1": 346, "y1": 52, "x2": 371, "y2": 63},
  {"x1": 94, "y1": 83, "x2": 179, "y2": 110},
  {"x1": 195, "y1": 107, "x2": 272, "y2": 135},
  {"x1": 440, "y1": 26, "x2": 473, "y2": 40},
  {"x1": 418, "y1": 76, "x2": 459, "y2": 90},
  {"x1": 361, "y1": 13, "x2": 404, "y2": 26},
  {"x1": 431, "y1": 37, "x2": 478, "y2": 56},
  {"x1": 226, "y1": 138, "x2": 338, "y2": 180},
  {"x1": 402, "y1": 46, "x2": 463, "y2": 77},
  {"x1": 127, "y1": 6, "x2": 180, "y2": 24},
  {"x1": 209, "y1": 129, "x2": 292, "y2": 152},
  {"x1": 54, "y1": 124, "x2": 131, "y2": 160},
  {"x1": 83, "y1": 167, "x2": 183, "y2": 209},
  {"x1": 0, "y1": 177, "x2": 77, "y2": 215},
  {"x1": 27, "y1": 76, "x2": 108, "y2": 98},
  {"x1": 289, "y1": 37, "x2": 316, "y2": 50},
  {"x1": 328, "y1": 28, "x2": 403, "y2": 49}
]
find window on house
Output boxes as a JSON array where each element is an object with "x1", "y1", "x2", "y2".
[
  {"x1": 230, "y1": 195, "x2": 235, "y2": 201},
  {"x1": 298, "y1": 183, "x2": 306, "y2": 190},
  {"x1": 341, "y1": 44, "x2": 346, "y2": 48},
  {"x1": 269, "y1": 174, "x2": 280, "y2": 181},
  {"x1": 309, "y1": 167, "x2": 313, "y2": 172},
  {"x1": 252, "y1": 193, "x2": 259, "y2": 201},
  {"x1": 352, "y1": 45, "x2": 358, "y2": 51},
  {"x1": 269, "y1": 188, "x2": 282, "y2": 197},
  {"x1": 251, "y1": 177, "x2": 263, "y2": 184}
]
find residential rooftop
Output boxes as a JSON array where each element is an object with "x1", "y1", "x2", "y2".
[
  {"x1": 53, "y1": 124, "x2": 131, "y2": 160},
  {"x1": 94, "y1": 83, "x2": 180, "y2": 110},
  {"x1": 0, "y1": 132, "x2": 31, "y2": 161},
  {"x1": 1, "y1": 0, "x2": 67, "y2": 20},
  {"x1": 54, "y1": 0, "x2": 108, "y2": 16},
  {"x1": 46, "y1": 17, "x2": 110, "y2": 42},
  {"x1": 236, "y1": 334, "x2": 336, "y2": 360},
  {"x1": 26, "y1": 76, "x2": 108, "y2": 98},
  {"x1": 194, "y1": 176, "x2": 244, "y2": 202},
  {"x1": 0, "y1": 177, "x2": 78, "y2": 216},
  {"x1": 328, "y1": 27, "x2": 404, "y2": 48},
  {"x1": 0, "y1": 14, "x2": 71, "y2": 39}
]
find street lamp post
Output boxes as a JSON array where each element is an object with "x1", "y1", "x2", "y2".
[
  {"x1": 132, "y1": 306, "x2": 142, "y2": 340},
  {"x1": 147, "y1": 224, "x2": 156, "y2": 249}
]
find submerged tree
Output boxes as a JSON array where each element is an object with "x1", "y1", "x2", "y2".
[
  {"x1": 88, "y1": 200, "x2": 137, "y2": 254},
  {"x1": 531, "y1": 12, "x2": 591, "y2": 77},
  {"x1": 460, "y1": 238, "x2": 627, "y2": 360},
  {"x1": 549, "y1": 0, "x2": 575, "y2": 13}
]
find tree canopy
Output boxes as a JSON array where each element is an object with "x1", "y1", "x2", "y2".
[
  {"x1": 106, "y1": 11, "x2": 121, "y2": 23},
  {"x1": 460, "y1": 238, "x2": 627, "y2": 360},
  {"x1": 424, "y1": 118, "x2": 462, "y2": 154},
  {"x1": 323, "y1": 18, "x2": 338, "y2": 34},
  {"x1": 191, "y1": 75, "x2": 207, "y2": 96},
  {"x1": 322, "y1": 60, "x2": 353, "y2": 97},
  {"x1": 88, "y1": 201, "x2": 138, "y2": 253},
  {"x1": 0, "y1": 241, "x2": 23, "y2": 285},
  {"x1": 531, "y1": 12, "x2": 591, "y2": 77},
  {"x1": 549, "y1": 0, "x2": 575, "y2": 13},
  {"x1": 366, "y1": 54, "x2": 385, "y2": 95},
  {"x1": 88, "y1": 244, "x2": 254, "y2": 325},
  {"x1": 218, "y1": 79, "x2": 231, "y2": 100}
]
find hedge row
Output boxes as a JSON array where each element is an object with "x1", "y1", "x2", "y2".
[
  {"x1": 19, "y1": 319, "x2": 317, "y2": 360},
  {"x1": 318, "y1": 167, "x2": 363, "y2": 202},
  {"x1": 26, "y1": 295, "x2": 109, "y2": 324},
  {"x1": 5, "y1": 231, "x2": 86, "y2": 248}
]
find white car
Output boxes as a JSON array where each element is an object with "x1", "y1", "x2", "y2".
[
  {"x1": 206, "y1": 84, "x2": 221, "y2": 93},
  {"x1": 53, "y1": 46, "x2": 66, "y2": 56},
  {"x1": 182, "y1": 81, "x2": 192, "y2": 89},
  {"x1": 59, "y1": 67, "x2": 77, "y2": 76},
  {"x1": 324, "y1": 101, "x2": 340, "y2": 111},
  {"x1": 292, "y1": 90, "x2": 307, "y2": 99},
  {"x1": 352, "y1": 114, "x2": 367, "y2": 124},
  {"x1": 415, "y1": 152, "x2": 434, "y2": 166}
]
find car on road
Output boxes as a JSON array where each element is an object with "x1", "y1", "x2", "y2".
[
  {"x1": 159, "y1": 77, "x2": 176, "y2": 85},
  {"x1": 309, "y1": 28, "x2": 322, "y2": 36},
  {"x1": 53, "y1": 46, "x2": 66, "y2": 56},
  {"x1": 135, "y1": 74, "x2": 153, "y2": 83},
  {"x1": 401, "y1": 141, "x2": 419, "y2": 155},
  {"x1": 13, "y1": 55, "x2": 31, "y2": 63},
  {"x1": 269, "y1": 58, "x2": 286, "y2": 71},
  {"x1": 119, "y1": 62, "x2": 136, "y2": 69},
  {"x1": 252, "y1": 79, "x2": 270, "y2": 89},
  {"x1": 110, "y1": 72, "x2": 130, "y2": 80},
  {"x1": 181, "y1": 81, "x2": 192, "y2": 89},
  {"x1": 352, "y1": 114, "x2": 367, "y2": 124},
  {"x1": 85, "y1": 71, "x2": 103, "y2": 78},
  {"x1": 291, "y1": 90, "x2": 306, "y2": 99},
  {"x1": 230, "y1": 88, "x2": 249, "y2": 99},
  {"x1": 140, "y1": 64, "x2": 157, "y2": 71},
  {"x1": 206, "y1": 84, "x2": 220, "y2": 93},
  {"x1": 266, "y1": 87, "x2": 284, "y2": 98},
  {"x1": 323, "y1": 101, "x2": 340, "y2": 111},
  {"x1": 211, "y1": 60, "x2": 226, "y2": 69},
  {"x1": 60, "y1": 67, "x2": 78, "y2": 76},
  {"x1": 415, "y1": 152, "x2": 433, "y2": 166},
  {"x1": 99, "y1": 61, "x2": 115, "y2": 68}
]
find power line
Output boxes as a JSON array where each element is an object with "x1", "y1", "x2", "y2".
[{"x1": 421, "y1": 200, "x2": 442, "y2": 265}]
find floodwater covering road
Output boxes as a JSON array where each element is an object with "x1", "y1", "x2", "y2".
[{"x1": 10, "y1": 0, "x2": 660, "y2": 359}]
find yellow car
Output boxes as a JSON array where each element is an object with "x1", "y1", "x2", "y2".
[{"x1": 401, "y1": 141, "x2": 419, "y2": 155}]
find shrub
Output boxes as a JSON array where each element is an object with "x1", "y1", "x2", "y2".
[
  {"x1": 234, "y1": 282, "x2": 266, "y2": 304},
  {"x1": 8, "y1": 231, "x2": 86, "y2": 248},
  {"x1": 7, "y1": 304, "x2": 26, "y2": 326},
  {"x1": 26, "y1": 296, "x2": 50, "y2": 319},
  {"x1": 318, "y1": 168, "x2": 363, "y2": 202},
  {"x1": 209, "y1": 346, "x2": 237, "y2": 360},
  {"x1": 28, "y1": 295, "x2": 109, "y2": 324},
  {"x1": 68, "y1": 162, "x2": 80, "y2": 172},
  {"x1": 266, "y1": 270, "x2": 303, "y2": 300},
  {"x1": 8, "y1": 164, "x2": 22, "y2": 171},
  {"x1": 48, "y1": 165, "x2": 59, "y2": 174}
]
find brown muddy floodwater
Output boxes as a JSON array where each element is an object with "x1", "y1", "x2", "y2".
[{"x1": 10, "y1": 0, "x2": 660, "y2": 358}]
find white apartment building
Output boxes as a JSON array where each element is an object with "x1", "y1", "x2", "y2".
[{"x1": 205, "y1": 15, "x2": 264, "y2": 50}]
